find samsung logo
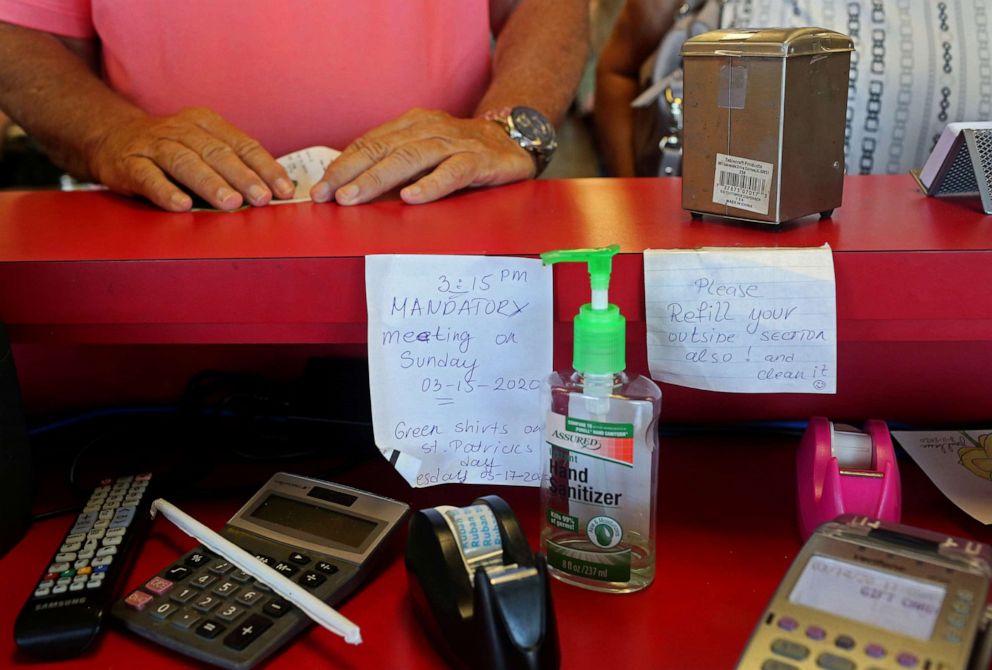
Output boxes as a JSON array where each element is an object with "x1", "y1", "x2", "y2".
[{"x1": 35, "y1": 597, "x2": 86, "y2": 610}]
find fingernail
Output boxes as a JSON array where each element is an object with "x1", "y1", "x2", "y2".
[
  {"x1": 171, "y1": 192, "x2": 192, "y2": 210},
  {"x1": 311, "y1": 182, "x2": 332, "y2": 203},
  {"x1": 275, "y1": 178, "x2": 295, "y2": 198},
  {"x1": 336, "y1": 183, "x2": 360, "y2": 203},
  {"x1": 401, "y1": 185, "x2": 421, "y2": 200},
  {"x1": 217, "y1": 187, "x2": 240, "y2": 209},
  {"x1": 248, "y1": 184, "x2": 269, "y2": 205}
]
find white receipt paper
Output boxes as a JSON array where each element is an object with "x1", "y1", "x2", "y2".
[
  {"x1": 274, "y1": 146, "x2": 341, "y2": 203},
  {"x1": 891, "y1": 429, "x2": 992, "y2": 524},
  {"x1": 644, "y1": 245, "x2": 836, "y2": 394},
  {"x1": 366, "y1": 255, "x2": 552, "y2": 488}
]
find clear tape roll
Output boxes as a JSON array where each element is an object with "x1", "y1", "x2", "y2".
[{"x1": 436, "y1": 504, "x2": 504, "y2": 583}]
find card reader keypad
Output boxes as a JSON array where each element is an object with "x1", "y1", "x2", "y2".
[
  {"x1": 113, "y1": 543, "x2": 354, "y2": 669},
  {"x1": 759, "y1": 609, "x2": 970, "y2": 670}
]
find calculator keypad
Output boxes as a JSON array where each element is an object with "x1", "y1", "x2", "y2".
[{"x1": 115, "y1": 543, "x2": 352, "y2": 666}]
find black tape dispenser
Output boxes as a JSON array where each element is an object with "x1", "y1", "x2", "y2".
[{"x1": 405, "y1": 495, "x2": 559, "y2": 670}]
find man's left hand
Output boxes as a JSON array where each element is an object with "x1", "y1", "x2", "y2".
[{"x1": 309, "y1": 108, "x2": 535, "y2": 206}]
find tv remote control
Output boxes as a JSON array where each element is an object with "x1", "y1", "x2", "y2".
[{"x1": 14, "y1": 473, "x2": 154, "y2": 658}]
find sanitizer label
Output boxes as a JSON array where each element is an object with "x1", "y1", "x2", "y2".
[{"x1": 548, "y1": 415, "x2": 635, "y2": 466}]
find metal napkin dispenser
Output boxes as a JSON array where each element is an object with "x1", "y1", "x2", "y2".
[{"x1": 681, "y1": 28, "x2": 853, "y2": 224}]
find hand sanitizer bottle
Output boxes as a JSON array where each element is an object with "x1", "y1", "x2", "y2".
[{"x1": 539, "y1": 245, "x2": 661, "y2": 593}]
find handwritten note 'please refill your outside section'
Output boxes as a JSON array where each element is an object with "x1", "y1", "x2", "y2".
[
  {"x1": 366, "y1": 255, "x2": 552, "y2": 488},
  {"x1": 644, "y1": 245, "x2": 837, "y2": 394}
]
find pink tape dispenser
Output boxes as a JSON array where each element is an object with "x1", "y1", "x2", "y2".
[{"x1": 796, "y1": 417, "x2": 901, "y2": 541}]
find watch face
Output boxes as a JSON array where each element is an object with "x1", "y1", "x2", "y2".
[{"x1": 510, "y1": 107, "x2": 554, "y2": 145}]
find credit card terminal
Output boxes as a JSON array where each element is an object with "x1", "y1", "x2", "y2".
[
  {"x1": 112, "y1": 473, "x2": 409, "y2": 669},
  {"x1": 736, "y1": 516, "x2": 992, "y2": 670}
]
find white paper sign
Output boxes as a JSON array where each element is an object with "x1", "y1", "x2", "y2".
[
  {"x1": 891, "y1": 429, "x2": 992, "y2": 524},
  {"x1": 366, "y1": 255, "x2": 552, "y2": 488},
  {"x1": 644, "y1": 245, "x2": 836, "y2": 394}
]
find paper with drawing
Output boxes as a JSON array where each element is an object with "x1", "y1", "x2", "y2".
[
  {"x1": 643, "y1": 245, "x2": 836, "y2": 394},
  {"x1": 891, "y1": 429, "x2": 992, "y2": 524},
  {"x1": 365, "y1": 255, "x2": 552, "y2": 488}
]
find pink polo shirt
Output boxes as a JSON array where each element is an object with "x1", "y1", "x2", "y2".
[{"x1": 0, "y1": 1, "x2": 492, "y2": 157}]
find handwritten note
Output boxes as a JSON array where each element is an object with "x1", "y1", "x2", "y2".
[
  {"x1": 365, "y1": 255, "x2": 552, "y2": 488},
  {"x1": 643, "y1": 245, "x2": 836, "y2": 394},
  {"x1": 891, "y1": 429, "x2": 992, "y2": 524}
]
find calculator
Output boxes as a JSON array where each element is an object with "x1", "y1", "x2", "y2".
[
  {"x1": 111, "y1": 473, "x2": 410, "y2": 669},
  {"x1": 736, "y1": 515, "x2": 992, "y2": 670}
]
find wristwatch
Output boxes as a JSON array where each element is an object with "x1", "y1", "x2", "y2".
[{"x1": 486, "y1": 106, "x2": 558, "y2": 177}]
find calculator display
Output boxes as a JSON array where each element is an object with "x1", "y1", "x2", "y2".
[
  {"x1": 788, "y1": 554, "x2": 947, "y2": 641},
  {"x1": 249, "y1": 494, "x2": 378, "y2": 548}
]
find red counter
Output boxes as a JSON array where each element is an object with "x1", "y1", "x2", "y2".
[
  {"x1": 1, "y1": 177, "x2": 991, "y2": 668},
  {"x1": 1, "y1": 176, "x2": 991, "y2": 422}
]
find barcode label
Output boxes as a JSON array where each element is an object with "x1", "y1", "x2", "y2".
[{"x1": 712, "y1": 153, "x2": 773, "y2": 215}]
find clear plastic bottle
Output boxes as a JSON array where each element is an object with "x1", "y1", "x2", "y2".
[{"x1": 539, "y1": 245, "x2": 662, "y2": 593}]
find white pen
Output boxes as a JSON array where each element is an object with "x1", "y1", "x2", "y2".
[{"x1": 150, "y1": 498, "x2": 362, "y2": 645}]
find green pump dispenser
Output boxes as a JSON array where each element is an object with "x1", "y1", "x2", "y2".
[{"x1": 540, "y1": 244, "x2": 625, "y2": 375}]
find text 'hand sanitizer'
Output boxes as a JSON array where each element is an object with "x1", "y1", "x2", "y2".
[{"x1": 539, "y1": 245, "x2": 662, "y2": 593}]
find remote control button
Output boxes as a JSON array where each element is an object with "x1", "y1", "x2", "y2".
[
  {"x1": 299, "y1": 571, "x2": 326, "y2": 589},
  {"x1": 98, "y1": 509, "x2": 115, "y2": 521},
  {"x1": 69, "y1": 582, "x2": 86, "y2": 591},
  {"x1": 151, "y1": 601, "x2": 179, "y2": 620},
  {"x1": 92, "y1": 520, "x2": 110, "y2": 530},
  {"x1": 48, "y1": 562, "x2": 70, "y2": 573},
  {"x1": 136, "y1": 473, "x2": 152, "y2": 481},
  {"x1": 125, "y1": 590, "x2": 154, "y2": 611},
  {"x1": 103, "y1": 536, "x2": 123, "y2": 547},
  {"x1": 164, "y1": 565, "x2": 192, "y2": 581},
  {"x1": 315, "y1": 561, "x2": 339, "y2": 575},
  {"x1": 93, "y1": 564, "x2": 110, "y2": 574},
  {"x1": 288, "y1": 552, "x2": 311, "y2": 565},
  {"x1": 87, "y1": 529, "x2": 106, "y2": 541},
  {"x1": 33, "y1": 587, "x2": 52, "y2": 598},
  {"x1": 95, "y1": 546, "x2": 117, "y2": 558},
  {"x1": 65, "y1": 533, "x2": 87, "y2": 544},
  {"x1": 145, "y1": 576, "x2": 174, "y2": 595},
  {"x1": 91, "y1": 556, "x2": 114, "y2": 568},
  {"x1": 105, "y1": 527, "x2": 126, "y2": 538},
  {"x1": 170, "y1": 587, "x2": 198, "y2": 604},
  {"x1": 55, "y1": 552, "x2": 78, "y2": 563},
  {"x1": 216, "y1": 603, "x2": 244, "y2": 622},
  {"x1": 59, "y1": 542, "x2": 82, "y2": 553},
  {"x1": 172, "y1": 610, "x2": 201, "y2": 629},
  {"x1": 74, "y1": 559, "x2": 90, "y2": 569},
  {"x1": 52, "y1": 585, "x2": 68, "y2": 594},
  {"x1": 85, "y1": 580, "x2": 102, "y2": 590},
  {"x1": 77, "y1": 565, "x2": 93, "y2": 575},
  {"x1": 223, "y1": 614, "x2": 273, "y2": 651},
  {"x1": 195, "y1": 620, "x2": 226, "y2": 640},
  {"x1": 213, "y1": 581, "x2": 239, "y2": 597},
  {"x1": 262, "y1": 599, "x2": 292, "y2": 618}
]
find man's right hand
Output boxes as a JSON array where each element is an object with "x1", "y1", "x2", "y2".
[{"x1": 88, "y1": 107, "x2": 296, "y2": 211}]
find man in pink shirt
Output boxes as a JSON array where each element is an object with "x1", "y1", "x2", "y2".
[{"x1": 0, "y1": 1, "x2": 588, "y2": 210}]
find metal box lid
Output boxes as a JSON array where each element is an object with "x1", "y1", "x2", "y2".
[{"x1": 681, "y1": 27, "x2": 853, "y2": 58}]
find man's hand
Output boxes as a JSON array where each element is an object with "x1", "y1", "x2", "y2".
[
  {"x1": 88, "y1": 107, "x2": 296, "y2": 211},
  {"x1": 309, "y1": 108, "x2": 535, "y2": 206}
]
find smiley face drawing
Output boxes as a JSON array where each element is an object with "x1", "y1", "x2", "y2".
[{"x1": 958, "y1": 432, "x2": 992, "y2": 481}]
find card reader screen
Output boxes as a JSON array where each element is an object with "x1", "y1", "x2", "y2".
[
  {"x1": 250, "y1": 494, "x2": 378, "y2": 548},
  {"x1": 789, "y1": 555, "x2": 946, "y2": 641}
]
